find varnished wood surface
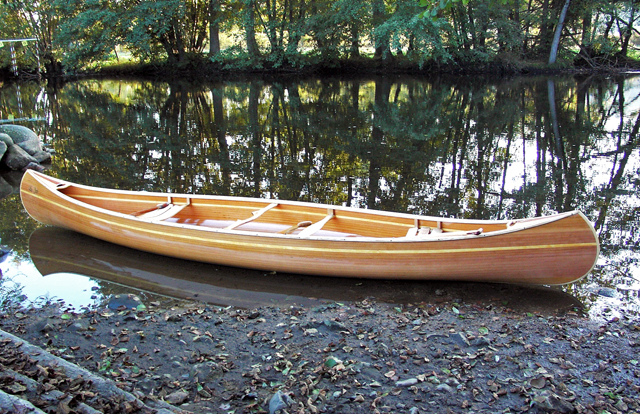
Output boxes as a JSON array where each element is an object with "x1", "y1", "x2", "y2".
[{"x1": 20, "y1": 170, "x2": 600, "y2": 285}]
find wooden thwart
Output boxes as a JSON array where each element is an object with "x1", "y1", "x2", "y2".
[{"x1": 225, "y1": 203, "x2": 279, "y2": 230}]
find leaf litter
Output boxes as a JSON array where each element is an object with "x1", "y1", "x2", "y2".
[{"x1": 0, "y1": 296, "x2": 639, "y2": 413}]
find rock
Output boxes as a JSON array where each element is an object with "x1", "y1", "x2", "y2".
[
  {"x1": 471, "y1": 336, "x2": 491, "y2": 347},
  {"x1": 0, "y1": 132, "x2": 13, "y2": 146},
  {"x1": 164, "y1": 390, "x2": 189, "y2": 405},
  {"x1": 23, "y1": 162, "x2": 44, "y2": 172},
  {"x1": 532, "y1": 391, "x2": 576, "y2": 413},
  {"x1": 32, "y1": 150, "x2": 51, "y2": 163},
  {"x1": 0, "y1": 125, "x2": 49, "y2": 170},
  {"x1": 450, "y1": 332, "x2": 470, "y2": 347},
  {"x1": 0, "y1": 248, "x2": 11, "y2": 263},
  {"x1": 615, "y1": 399, "x2": 629, "y2": 411},
  {"x1": 396, "y1": 378, "x2": 418, "y2": 387},
  {"x1": 135, "y1": 378, "x2": 156, "y2": 393},
  {"x1": 105, "y1": 294, "x2": 145, "y2": 311},
  {"x1": 269, "y1": 390, "x2": 293, "y2": 414},
  {"x1": 0, "y1": 141, "x2": 6, "y2": 161},
  {"x1": 3, "y1": 144, "x2": 37, "y2": 170},
  {"x1": 70, "y1": 320, "x2": 91, "y2": 332},
  {"x1": 0, "y1": 124, "x2": 39, "y2": 146},
  {"x1": 435, "y1": 383, "x2": 455, "y2": 393},
  {"x1": 16, "y1": 138, "x2": 42, "y2": 156},
  {"x1": 594, "y1": 287, "x2": 617, "y2": 298},
  {"x1": 189, "y1": 362, "x2": 218, "y2": 382},
  {"x1": 302, "y1": 319, "x2": 348, "y2": 332}
]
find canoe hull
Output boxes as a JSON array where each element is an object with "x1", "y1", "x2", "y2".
[{"x1": 20, "y1": 171, "x2": 599, "y2": 285}]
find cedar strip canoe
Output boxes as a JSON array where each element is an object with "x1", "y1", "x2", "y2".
[{"x1": 20, "y1": 170, "x2": 600, "y2": 285}]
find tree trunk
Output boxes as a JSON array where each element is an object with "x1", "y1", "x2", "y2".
[
  {"x1": 285, "y1": 0, "x2": 304, "y2": 58},
  {"x1": 350, "y1": 23, "x2": 360, "y2": 58},
  {"x1": 539, "y1": 0, "x2": 552, "y2": 55},
  {"x1": 619, "y1": 4, "x2": 636, "y2": 58},
  {"x1": 372, "y1": 0, "x2": 390, "y2": 60},
  {"x1": 548, "y1": 0, "x2": 571, "y2": 64},
  {"x1": 245, "y1": 0, "x2": 260, "y2": 56},
  {"x1": 209, "y1": 0, "x2": 221, "y2": 56},
  {"x1": 249, "y1": 82, "x2": 261, "y2": 196}
]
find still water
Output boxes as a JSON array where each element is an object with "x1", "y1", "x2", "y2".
[{"x1": 1, "y1": 74, "x2": 639, "y2": 319}]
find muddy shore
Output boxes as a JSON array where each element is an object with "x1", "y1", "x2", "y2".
[{"x1": 1, "y1": 294, "x2": 639, "y2": 414}]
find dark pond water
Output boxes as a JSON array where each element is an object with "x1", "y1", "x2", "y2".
[{"x1": 1, "y1": 74, "x2": 639, "y2": 319}]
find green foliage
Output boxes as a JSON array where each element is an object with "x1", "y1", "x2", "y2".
[
  {"x1": 2, "y1": 0, "x2": 640, "y2": 74},
  {"x1": 419, "y1": 0, "x2": 473, "y2": 19},
  {"x1": 1, "y1": 0, "x2": 65, "y2": 74},
  {"x1": 0, "y1": 275, "x2": 26, "y2": 312},
  {"x1": 210, "y1": 45, "x2": 263, "y2": 70},
  {"x1": 55, "y1": 0, "x2": 121, "y2": 70}
]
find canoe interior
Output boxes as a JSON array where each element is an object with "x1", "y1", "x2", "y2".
[{"x1": 53, "y1": 181, "x2": 512, "y2": 239}]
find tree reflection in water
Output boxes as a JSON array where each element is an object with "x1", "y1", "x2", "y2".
[{"x1": 1, "y1": 75, "x2": 639, "y2": 315}]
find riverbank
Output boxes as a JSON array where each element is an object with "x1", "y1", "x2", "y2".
[
  {"x1": 5, "y1": 53, "x2": 640, "y2": 83},
  {"x1": 1, "y1": 296, "x2": 639, "y2": 413}
]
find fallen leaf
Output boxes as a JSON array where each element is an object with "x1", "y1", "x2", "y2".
[{"x1": 530, "y1": 376, "x2": 546, "y2": 389}]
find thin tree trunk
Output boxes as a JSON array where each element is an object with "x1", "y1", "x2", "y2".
[
  {"x1": 619, "y1": 5, "x2": 636, "y2": 57},
  {"x1": 548, "y1": 0, "x2": 571, "y2": 64}
]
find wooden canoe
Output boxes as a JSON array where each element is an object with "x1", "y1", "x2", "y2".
[{"x1": 20, "y1": 170, "x2": 600, "y2": 285}]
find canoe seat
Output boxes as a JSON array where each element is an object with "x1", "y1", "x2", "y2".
[
  {"x1": 279, "y1": 221, "x2": 313, "y2": 234},
  {"x1": 405, "y1": 227, "x2": 443, "y2": 237},
  {"x1": 406, "y1": 227, "x2": 483, "y2": 237},
  {"x1": 136, "y1": 200, "x2": 190, "y2": 222},
  {"x1": 297, "y1": 209, "x2": 335, "y2": 237}
]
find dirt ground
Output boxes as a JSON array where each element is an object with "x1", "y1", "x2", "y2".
[{"x1": 1, "y1": 293, "x2": 639, "y2": 414}]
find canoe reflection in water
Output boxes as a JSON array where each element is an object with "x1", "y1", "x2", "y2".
[{"x1": 29, "y1": 227, "x2": 584, "y2": 314}]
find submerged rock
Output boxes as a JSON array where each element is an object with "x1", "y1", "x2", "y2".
[
  {"x1": 0, "y1": 248, "x2": 11, "y2": 263},
  {"x1": 105, "y1": 294, "x2": 145, "y2": 311},
  {"x1": 0, "y1": 176, "x2": 12, "y2": 199},
  {"x1": 591, "y1": 286, "x2": 617, "y2": 298}
]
